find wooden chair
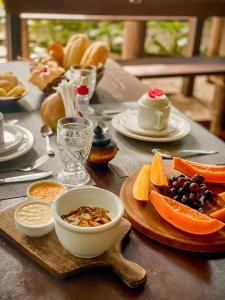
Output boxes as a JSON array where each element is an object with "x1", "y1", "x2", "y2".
[{"x1": 3, "y1": 0, "x2": 225, "y2": 136}]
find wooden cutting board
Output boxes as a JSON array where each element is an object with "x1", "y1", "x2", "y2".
[
  {"x1": 0, "y1": 202, "x2": 147, "y2": 288},
  {"x1": 120, "y1": 164, "x2": 225, "y2": 253}
]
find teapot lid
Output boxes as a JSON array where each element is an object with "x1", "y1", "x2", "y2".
[{"x1": 92, "y1": 124, "x2": 111, "y2": 146}]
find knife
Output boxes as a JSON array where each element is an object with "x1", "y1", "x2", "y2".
[{"x1": 0, "y1": 171, "x2": 53, "y2": 184}]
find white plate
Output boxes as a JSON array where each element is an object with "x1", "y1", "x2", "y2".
[
  {"x1": 112, "y1": 111, "x2": 191, "y2": 142},
  {"x1": 0, "y1": 124, "x2": 23, "y2": 154},
  {"x1": 121, "y1": 110, "x2": 176, "y2": 137},
  {"x1": 0, "y1": 125, "x2": 34, "y2": 162}
]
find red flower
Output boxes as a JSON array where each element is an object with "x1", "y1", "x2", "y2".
[{"x1": 148, "y1": 88, "x2": 164, "y2": 99}]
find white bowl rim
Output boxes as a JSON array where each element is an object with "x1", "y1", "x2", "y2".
[
  {"x1": 27, "y1": 179, "x2": 67, "y2": 202},
  {"x1": 53, "y1": 186, "x2": 124, "y2": 233},
  {"x1": 14, "y1": 200, "x2": 54, "y2": 229}
]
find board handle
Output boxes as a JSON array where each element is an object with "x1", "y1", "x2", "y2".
[{"x1": 109, "y1": 252, "x2": 147, "y2": 288}]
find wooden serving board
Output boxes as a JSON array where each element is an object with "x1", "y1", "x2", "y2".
[
  {"x1": 0, "y1": 203, "x2": 147, "y2": 288},
  {"x1": 120, "y1": 164, "x2": 225, "y2": 253}
]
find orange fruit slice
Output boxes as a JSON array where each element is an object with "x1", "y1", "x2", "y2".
[
  {"x1": 150, "y1": 153, "x2": 168, "y2": 187},
  {"x1": 210, "y1": 208, "x2": 225, "y2": 223},
  {"x1": 173, "y1": 157, "x2": 225, "y2": 183},
  {"x1": 184, "y1": 159, "x2": 225, "y2": 172},
  {"x1": 149, "y1": 190, "x2": 224, "y2": 235},
  {"x1": 133, "y1": 165, "x2": 151, "y2": 201},
  {"x1": 219, "y1": 192, "x2": 225, "y2": 203}
]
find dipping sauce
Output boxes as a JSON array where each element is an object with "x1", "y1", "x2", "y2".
[
  {"x1": 16, "y1": 202, "x2": 52, "y2": 226},
  {"x1": 29, "y1": 182, "x2": 65, "y2": 201},
  {"x1": 62, "y1": 206, "x2": 111, "y2": 227}
]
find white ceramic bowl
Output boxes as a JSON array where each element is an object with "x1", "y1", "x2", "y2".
[
  {"x1": 53, "y1": 186, "x2": 124, "y2": 258},
  {"x1": 27, "y1": 180, "x2": 67, "y2": 203},
  {"x1": 14, "y1": 201, "x2": 54, "y2": 237}
]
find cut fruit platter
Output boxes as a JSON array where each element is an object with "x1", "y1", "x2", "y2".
[{"x1": 120, "y1": 154, "x2": 225, "y2": 253}]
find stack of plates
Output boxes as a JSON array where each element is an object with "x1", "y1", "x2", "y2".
[
  {"x1": 111, "y1": 110, "x2": 191, "y2": 142},
  {"x1": 0, "y1": 124, "x2": 34, "y2": 162}
]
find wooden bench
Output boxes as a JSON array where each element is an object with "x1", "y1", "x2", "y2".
[{"x1": 119, "y1": 57, "x2": 225, "y2": 79}]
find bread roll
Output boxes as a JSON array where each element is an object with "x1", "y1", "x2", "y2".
[
  {"x1": 63, "y1": 34, "x2": 90, "y2": 70},
  {"x1": 41, "y1": 93, "x2": 65, "y2": 130},
  {"x1": 81, "y1": 42, "x2": 109, "y2": 68}
]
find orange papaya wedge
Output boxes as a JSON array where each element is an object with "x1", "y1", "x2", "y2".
[
  {"x1": 149, "y1": 191, "x2": 224, "y2": 235},
  {"x1": 185, "y1": 159, "x2": 225, "y2": 172},
  {"x1": 133, "y1": 164, "x2": 151, "y2": 201},
  {"x1": 210, "y1": 208, "x2": 225, "y2": 223},
  {"x1": 150, "y1": 153, "x2": 168, "y2": 187},
  {"x1": 173, "y1": 157, "x2": 225, "y2": 183}
]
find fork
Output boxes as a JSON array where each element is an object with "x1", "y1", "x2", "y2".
[{"x1": 3, "y1": 154, "x2": 50, "y2": 172}]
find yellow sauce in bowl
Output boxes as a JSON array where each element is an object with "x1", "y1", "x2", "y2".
[
  {"x1": 29, "y1": 182, "x2": 65, "y2": 202},
  {"x1": 16, "y1": 202, "x2": 52, "y2": 227}
]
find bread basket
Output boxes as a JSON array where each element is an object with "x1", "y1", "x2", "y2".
[{"x1": 43, "y1": 64, "x2": 105, "y2": 96}]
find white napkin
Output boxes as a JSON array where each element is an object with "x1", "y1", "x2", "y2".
[{"x1": 55, "y1": 80, "x2": 79, "y2": 117}]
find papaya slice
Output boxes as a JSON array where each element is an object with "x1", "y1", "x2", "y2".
[
  {"x1": 218, "y1": 192, "x2": 225, "y2": 203},
  {"x1": 150, "y1": 153, "x2": 168, "y2": 187},
  {"x1": 173, "y1": 157, "x2": 225, "y2": 183},
  {"x1": 133, "y1": 164, "x2": 151, "y2": 201},
  {"x1": 210, "y1": 208, "x2": 225, "y2": 223},
  {"x1": 149, "y1": 190, "x2": 224, "y2": 235},
  {"x1": 185, "y1": 159, "x2": 225, "y2": 172}
]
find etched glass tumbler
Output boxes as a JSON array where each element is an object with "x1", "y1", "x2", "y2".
[{"x1": 57, "y1": 117, "x2": 93, "y2": 186}]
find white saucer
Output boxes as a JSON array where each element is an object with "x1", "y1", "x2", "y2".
[
  {"x1": 0, "y1": 124, "x2": 23, "y2": 154},
  {"x1": 112, "y1": 111, "x2": 191, "y2": 142},
  {"x1": 0, "y1": 125, "x2": 34, "y2": 162},
  {"x1": 120, "y1": 110, "x2": 176, "y2": 137}
]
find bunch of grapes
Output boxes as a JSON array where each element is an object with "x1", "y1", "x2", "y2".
[{"x1": 167, "y1": 174, "x2": 214, "y2": 211}]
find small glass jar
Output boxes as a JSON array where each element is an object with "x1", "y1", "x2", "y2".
[{"x1": 87, "y1": 124, "x2": 118, "y2": 165}]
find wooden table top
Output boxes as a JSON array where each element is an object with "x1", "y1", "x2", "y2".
[{"x1": 1, "y1": 61, "x2": 225, "y2": 300}]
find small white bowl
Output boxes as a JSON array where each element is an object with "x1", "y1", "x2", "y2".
[
  {"x1": 27, "y1": 180, "x2": 67, "y2": 203},
  {"x1": 53, "y1": 186, "x2": 124, "y2": 258},
  {"x1": 14, "y1": 201, "x2": 54, "y2": 237}
]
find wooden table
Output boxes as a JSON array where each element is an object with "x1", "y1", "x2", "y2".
[{"x1": 1, "y1": 61, "x2": 225, "y2": 300}]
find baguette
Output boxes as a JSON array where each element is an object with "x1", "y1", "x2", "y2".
[
  {"x1": 63, "y1": 34, "x2": 90, "y2": 69},
  {"x1": 81, "y1": 42, "x2": 109, "y2": 68}
]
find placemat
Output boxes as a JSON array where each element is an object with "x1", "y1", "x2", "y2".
[{"x1": 0, "y1": 112, "x2": 95, "y2": 200}]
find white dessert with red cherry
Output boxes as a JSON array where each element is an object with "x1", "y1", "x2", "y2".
[{"x1": 137, "y1": 88, "x2": 171, "y2": 131}]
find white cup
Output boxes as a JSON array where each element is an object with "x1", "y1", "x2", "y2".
[{"x1": 137, "y1": 92, "x2": 171, "y2": 131}]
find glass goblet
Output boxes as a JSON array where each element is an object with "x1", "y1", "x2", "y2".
[{"x1": 57, "y1": 117, "x2": 93, "y2": 186}]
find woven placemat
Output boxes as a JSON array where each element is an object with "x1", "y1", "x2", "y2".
[{"x1": 0, "y1": 112, "x2": 95, "y2": 200}]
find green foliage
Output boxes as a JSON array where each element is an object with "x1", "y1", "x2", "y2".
[{"x1": 28, "y1": 20, "x2": 124, "y2": 54}]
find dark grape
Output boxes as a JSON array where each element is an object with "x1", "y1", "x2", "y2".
[
  {"x1": 198, "y1": 207, "x2": 204, "y2": 213},
  {"x1": 189, "y1": 193, "x2": 197, "y2": 201},
  {"x1": 169, "y1": 188, "x2": 177, "y2": 196},
  {"x1": 183, "y1": 181, "x2": 190, "y2": 190},
  {"x1": 173, "y1": 195, "x2": 181, "y2": 201},
  {"x1": 191, "y1": 174, "x2": 205, "y2": 184},
  {"x1": 189, "y1": 183, "x2": 200, "y2": 193},
  {"x1": 204, "y1": 190, "x2": 213, "y2": 199},
  {"x1": 168, "y1": 173, "x2": 213, "y2": 211},
  {"x1": 177, "y1": 177, "x2": 186, "y2": 187},
  {"x1": 178, "y1": 187, "x2": 184, "y2": 195},
  {"x1": 172, "y1": 181, "x2": 179, "y2": 189},
  {"x1": 181, "y1": 195, "x2": 189, "y2": 204},
  {"x1": 170, "y1": 176, "x2": 178, "y2": 183}
]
